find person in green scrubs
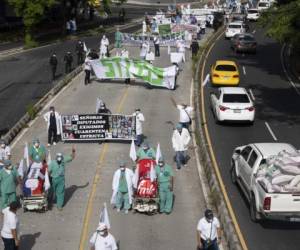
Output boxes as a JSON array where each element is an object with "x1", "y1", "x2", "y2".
[
  {"x1": 115, "y1": 27, "x2": 122, "y2": 49},
  {"x1": 136, "y1": 142, "x2": 156, "y2": 160},
  {"x1": 48, "y1": 147, "x2": 75, "y2": 211},
  {"x1": 155, "y1": 158, "x2": 174, "y2": 214},
  {"x1": 0, "y1": 160, "x2": 20, "y2": 209},
  {"x1": 29, "y1": 138, "x2": 47, "y2": 163}
]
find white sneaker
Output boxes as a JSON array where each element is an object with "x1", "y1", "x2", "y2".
[
  {"x1": 117, "y1": 208, "x2": 121, "y2": 212},
  {"x1": 47, "y1": 143, "x2": 51, "y2": 147},
  {"x1": 53, "y1": 142, "x2": 56, "y2": 145},
  {"x1": 124, "y1": 210, "x2": 128, "y2": 214}
]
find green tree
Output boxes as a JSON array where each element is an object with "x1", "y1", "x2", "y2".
[
  {"x1": 7, "y1": 0, "x2": 56, "y2": 47},
  {"x1": 259, "y1": 0, "x2": 300, "y2": 49}
]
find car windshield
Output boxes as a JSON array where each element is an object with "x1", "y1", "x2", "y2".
[
  {"x1": 248, "y1": 10, "x2": 258, "y2": 13},
  {"x1": 223, "y1": 94, "x2": 250, "y2": 103},
  {"x1": 215, "y1": 64, "x2": 237, "y2": 71},
  {"x1": 229, "y1": 24, "x2": 242, "y2": 29},
  {"x1": 259, "y1": 2, "x2": 268, "y2": 7},
  {"x1": 239, "y1": 35, "x2": 255, "y2": 41}
]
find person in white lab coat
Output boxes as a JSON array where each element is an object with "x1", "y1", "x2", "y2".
[
  {"x1": 172, "y1": 123, "x2": 191, "y2": 170},
  {"x1": 43, "y1": 106, "x2": 62, "y2": 146},
  {"x1": 100, "y1": 35, "x2": 109, "y2": 59},
  {"x1": 111, "y1": 162, "x2": 134, "y2": 214},
  {"x1": 90, "y1": 223, "x2": 118, "y2": 250},
  {"x1": 132, "y1": 108, "x2": 145, "y2": 147}
]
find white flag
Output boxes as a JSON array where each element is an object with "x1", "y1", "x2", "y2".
[
  {"x1": 155, "y1": 143, "x2": 162, "y2": 164},
  {"x1": 47, "y1": 150, "x2": 52, "y2": 165},
  {"x1": 18, "y1": 159, "x2": 24, "y2": 178},
  {"x1": 133, "y1": 163, "x2": 139, "y2": 189},
  {"x1": 129, "y1": 139, "x2": 137, "y2": 162},
  {"x1": 24, "y1": 142, "x2": 30, "y2": 167},
  {"x1": 44, "y1": 170, "x2": 51, "y2": 191},
  {"x1": 83, "y1": 42, "x2": 88, "y2": 52},
  {"x1": 99, "y1": 203, "x2": 111, "y2": 229},
  {"x1": 150, "y1": 161, "x2": 156, "y2": 182},
  {"x1": 167, "y1": 45, "x2": 171, "y2": 55}
]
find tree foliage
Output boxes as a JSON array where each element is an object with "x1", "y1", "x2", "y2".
[
  {"x1": 7, "y1": 0, "x2": 56, "y2": 45},
  {"x1": 259, "y1": 0, "x2": 300, "y2": 48}
]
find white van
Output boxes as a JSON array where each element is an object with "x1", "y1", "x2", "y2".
[{"x1": 225, "y1": 22, "x2": 245, "y2": 39}]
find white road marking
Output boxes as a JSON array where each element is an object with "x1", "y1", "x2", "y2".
[
  {"x1": 280, "y1": 44, "x2": 300, "y2": 96},
  {"x1": 190, "y1": 77, "x2": 209, "y2": 204},
  {"x1": 242, "y1": 66, "x2": 246, "y2": 75},
  {"x1": 249, "y1": 89, "x2": 255, "y2": 101},
  {"x1": 202, "y1": 74, "x2": 210, "y2": 86},
  {"x1": 265, "y1": 122, "x2": 278, "y2": 141}
]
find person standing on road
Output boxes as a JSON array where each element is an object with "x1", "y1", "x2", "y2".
[
  {"x1": 97, "y1": 102, "x2": 111, "y2": 114},
  {"x1": 132, "y1": 108, "x2": 145, "y2": 147},
  {"x1": 197, "y1": 209, "x2": 221, "y2": 250},
  {"x1": 0, "y1": 160, "x2": 19, "y2": 209},
  {"x1": 75, "y1": 41, "x2": 85, "y2": 65},
  {"x1": 48, "y1": 147, "x2": 75, "y2": 211},
  {"x1": 89, "y1": 223, "x2": 118, "y2": 250},
  {"x1": 84, "y1": 56, "x2": 92, "y2": 85},
  {"x1": 43, "y1": 106, "x2": 61, "y2": 147},
  {"x1": 136, "y1": 142, "x2": 156, "y2": 160},
  {"x1": 1, "y1": 201, "x2": 20, "y2": 250},
  {"x1": 172, "y1": 123, "x2": 191, "y2": 170},
  {"x1": 0, "y1": 140, "x2": 11, "y2": 170},
  {"x1": 153, "y1": 33, "x2": 160, "y2": 57},
  {"x1": 155, "y1": 158, "x2": 174, "y2": 214},
  {"x1": 29, "y1": 139, "x2": 47, "y2": 164},
  {"x1": 111, "y1": 162, "x2": 134, "y2": 214},
  {"x1": 100, "y1": 35, "x2": 109, "y2": 59},
  {"x1": 171, "y1": 98, "x2": 193, "y2": 130},
  {"x1": 64, "y1": 51, "x2": 73, "y2": 74},
  {"x1": 191, "y1": 38, "x2": 200, "y2": 59},
  {"x1": 115, "y1": 28, "x2": 122, "y2": 52},
  {"x1": 49, "y1": 53, "x2": 58, "y2": 80}
]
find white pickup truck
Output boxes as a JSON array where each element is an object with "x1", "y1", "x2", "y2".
[{"x1": 231, "y1": 143, "x2": 300, "y2": 222}]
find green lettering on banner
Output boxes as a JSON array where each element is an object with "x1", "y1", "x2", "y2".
[
  {"x1": 149, "y1": 65, "x2": 164, "y2": 85},
  {"x1": 102, "y1": 60, "x2": 116, "y2": 77},
  {"x1": 113, "y1": 57, "x2": 123, "y2": 77}
]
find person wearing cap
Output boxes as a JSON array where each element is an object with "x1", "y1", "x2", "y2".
[
  {"x1": 111, "y1": 162, "x2": 134, "y2": 214},
  {"x1": 89, "y1": 223, "x2": 118, "y2": 250},
  {"x1": 64, "y1": 51, "x2": 73, "y2": 74},
  {"x1": 136, "y1": 142, "x2": 156, "y2": 160},
  {"x1": 132, "y1": 108, "x2": 145, "y2": 147},
  {"x1": 155, "y1": 158, "x2": 174, "y2": 214},
  {"x1": 0, "y1": 160, "x2": 20, "y2": 209},
  {"x1": 172, "y1": 123, "x2": 191, "y2": 170},
  {"x1": 28, "y1": 139, "x2": 47, "y2": 164},
  {"x1": 44, "y1": 106, "x2": 62, "y2": 147},
  {"x1": 1, "y1": 201, "x2": 20, "y2": 250},
  {"x1": 97, "y1": 102, "x2": 111, "y2": 114},
  {"x1": 171, "y1": 97, "x2": 193, "y2": 130},
  {"x1": 197, "y1": 209, "x2": 221, "y2": 250},
  {"x1": 0, "y1": 139, "x2": 11, "y2": 170},
  {"x1": 48, "y1": 147, "x2": 75, "y2": 210}
]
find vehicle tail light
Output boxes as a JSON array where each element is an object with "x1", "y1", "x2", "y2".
[
  {"x1": 246, "y1": 106, "x2": 255, "y2": 111},
  {"x1": 213, "y1": 73, "x2": 219, "y2": 77},
  {"x1": 263, "y1": 197, "x2": 271, "y2": 210},
  {"x1": 219, "y1": 105, "x2": 229, "y2": 111},
  {"x1": 233, "y1": 75, "x2": 239, "y2": 78}
]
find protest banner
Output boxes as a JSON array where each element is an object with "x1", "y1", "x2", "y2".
[
  {"x1": 90, "y1": 57, "x2": 176, "y2": 90},
  {"x1": 61, "y1": 113, "x2": 136, "y2": 141}
]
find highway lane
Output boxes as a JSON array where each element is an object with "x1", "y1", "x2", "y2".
[
  {"x1": 202, "y1": 24, "x2": 300, "y2": 250},
  {"x1": 0, "y1": 4, "x2": 161, "y2": 135}
]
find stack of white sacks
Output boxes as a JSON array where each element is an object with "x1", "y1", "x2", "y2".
[{"x1": 257, "y1": 150, "x2": 300, "y2": 193}]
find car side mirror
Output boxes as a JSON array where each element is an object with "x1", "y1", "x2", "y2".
[{"x1": 235, "y1": 149, "x2": 241, "y2": 155}]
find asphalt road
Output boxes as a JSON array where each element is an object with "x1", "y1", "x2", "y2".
[
  {"x1": 0, "y1": 4, "x2": 162, "y2": 135},
  {"x1": 202, "y1": 23, "x2": 300, "y2": 250}
]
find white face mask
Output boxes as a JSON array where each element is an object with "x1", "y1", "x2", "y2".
[
  {"x1": 99, "y1": 231, "x2": 105, "y2": 236},
  {"x1": 34, "y1": 143, "x2": 39, "y2": 148},
  {"x1": 6, "y1": 165, "x2": 12, "y2": 170},
  {"x1": 1, "y1": 144, "x2": 5, "y2": 148},
  {"x1": 120, "y1": 167, "x2": 125, "y2": 171}
]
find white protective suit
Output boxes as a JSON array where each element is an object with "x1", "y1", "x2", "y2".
[
  {"x1": 43, "y1": 111, "x2": 62, "y2": 135},
  {"x1": 172, "y1": 128, "x2": 191, "y2": 152},
  {"x1": 132, "y1": 111, "x2": 145, "y2": 136},
  {"x1": 111, "y1": 168, "x2": 134, "y2": 205},
  {"x1": 100, "y1": 36, "x2": 109, "y2": 58}
]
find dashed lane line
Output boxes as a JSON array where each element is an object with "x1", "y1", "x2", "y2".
[{"x1": 249, "y1": 89, "x2": 255, "y2": 101}]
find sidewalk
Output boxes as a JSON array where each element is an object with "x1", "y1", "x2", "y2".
[{"x1": 1, "y1": 31, "x2": 213, "y2": 250}]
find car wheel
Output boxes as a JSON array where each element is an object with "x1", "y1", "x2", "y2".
[
  {"x1": 250, "y1": 195, "x2": 260, "y2": 222},
  {"x1": 230, "y1": 163, "x2": 238, "y2": 184}
]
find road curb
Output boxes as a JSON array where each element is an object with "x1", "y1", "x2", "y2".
[
  {"x1": 193, "y1": 27, "x2": 243, "y2": 250},
  {"x1": 2, "y1": 22, "x2": 141, "y2": 145}
]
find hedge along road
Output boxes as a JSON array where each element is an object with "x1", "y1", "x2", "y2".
[
  {"x1": 0, "y1": 3, "x2": 160, "y2": 136},
  {"x1": 1, "y1": 37, "x2": 210, "y2": 249},
  {"x1": 201, "y1": 21, "x2": 300, "y2": 250}
]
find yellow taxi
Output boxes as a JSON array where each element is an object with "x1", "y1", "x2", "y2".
[{"x1": 210, "y1": 60, "x2": 240, "y2": 86}]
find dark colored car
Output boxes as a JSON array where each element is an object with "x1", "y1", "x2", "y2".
[{"x1": 231, "y1": 33, "x2": 257, "y2": 54}]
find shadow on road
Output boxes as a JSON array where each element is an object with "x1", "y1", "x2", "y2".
[
  {"x1": 64, "y1": 182, "x2": 89, "y2": 206},
  {"x1": 20, "y1": 232, "x2": 41, "y2": 250}
]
